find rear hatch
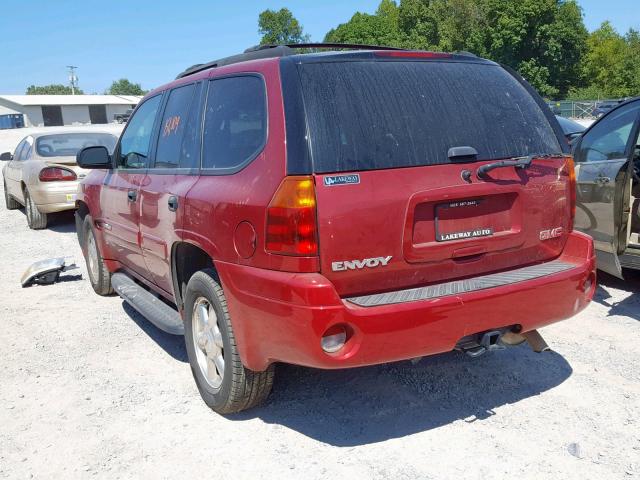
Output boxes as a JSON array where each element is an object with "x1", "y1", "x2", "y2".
[{"x1": 291, "y1": 54, "x2": 572, "y2": 297}]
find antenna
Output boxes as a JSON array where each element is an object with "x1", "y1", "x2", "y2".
[{"x1": 66, "y1": 66, "x2": 78, "y2": 95}]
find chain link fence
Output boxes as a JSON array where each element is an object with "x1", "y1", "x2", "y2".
[{"x1": 547, "y1": 99, "x2": 626, "y2": 119}]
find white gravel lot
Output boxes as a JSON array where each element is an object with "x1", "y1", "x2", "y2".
[{"x1": 0, "y1": 177, "x2": 639, "y2": 479}]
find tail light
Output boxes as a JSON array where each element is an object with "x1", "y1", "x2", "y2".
[
  {"x1": 39, "y1": 167, "x2": 77, "y2": 182},
  {"x1": 266, "y1": 176, "x2": 318, "y2": 256},
  {"x1": 562, "y1": 156, "x2": 576, "y2": 231}
]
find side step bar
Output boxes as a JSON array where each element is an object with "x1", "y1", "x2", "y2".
[{"x1": 111, "y1": 272, "x2": 184, "y2": 335}]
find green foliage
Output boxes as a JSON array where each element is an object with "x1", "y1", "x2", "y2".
[
  {"x1": 468, "y1": 0, "x2": 588, "y2": 97},
  {"x1": 106, "y1": 79, "x2": 146, "y2": 96},
  {"x1": 566, "y1": 85, "x2": 611, "y2": 101},
  {"x1": 26, "y1": 84, "x2": 84, "y2": 95},
  {"x1": 577, "y1": 22, "x2": 640, "y2": 98},
  {"x1": 625, "y1": 29, "x2": 640, "y2": 96},
  {"x1": 320, "y1": 0, "x2": 640, "y2": 99},
  {"x1": 258, "y1": 8, "x2": 310, "y2": 45}
]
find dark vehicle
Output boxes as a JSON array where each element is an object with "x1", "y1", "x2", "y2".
[
  {"x1": 572, "y1": 97, "x2": 640, "y2": 276},
  {"x1": 114, "y1": 108, "x2": 133, "y2": 124},
  {"x1": 556, "y1": 115, "x2": 586, "y2": 143},
  {"x1": 593, "y1": 101, "x2": 622, "y2": 118},
  {"x1": 74, "y1": 44, "x2": 595, "y2": 414}
]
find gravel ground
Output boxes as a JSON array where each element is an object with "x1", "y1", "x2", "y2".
[{"x1": 0, "y1": 179, "x2": 639, "y2": 479}]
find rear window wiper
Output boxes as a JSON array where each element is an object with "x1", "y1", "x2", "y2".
[{"x1": 476, "y1": 154, "x2": 564, "y2": 178}]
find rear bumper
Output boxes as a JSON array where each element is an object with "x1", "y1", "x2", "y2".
[
  {"x1": 30, "y1": 181, "x2": 79, "y2": 213},
  {"x1": 217, "y1": 231, "x2": 596, "y2": 371}
]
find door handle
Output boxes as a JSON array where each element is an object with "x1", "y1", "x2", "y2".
[
  {"x1": 595, "y1": 175, "x2": 611, "y2": 185},
  {"x1": 127, "y1": 189, "x2": 137, "y2": 202},
  {"x1": 168, "y1": 195, "x2": 178, "y2": 212}
]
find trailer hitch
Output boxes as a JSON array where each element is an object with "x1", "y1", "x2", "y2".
[{"x1": 464, "y1": 330, "x2": 506, "y2": 358}]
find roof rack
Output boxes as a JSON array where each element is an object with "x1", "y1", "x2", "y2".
[{"x1": 176, "y1": 43, "x2": 406, "y2": 79}]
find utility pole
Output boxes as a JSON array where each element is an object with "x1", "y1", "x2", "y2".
[{"x1": 67, "y1": 66, "x2": 78, "y2": 95}]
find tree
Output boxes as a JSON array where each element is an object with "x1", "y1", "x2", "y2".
[
  {"x1": 258, "y1": 8, "x2": 310, "y2": 45},
  {"x1": 106, "y1": 78, "x2": 146, "y2": 96},
  {"x1": 571, "y1": 22, "x2": 639, "y2": 99},
  {"x1": 324, "y1": 1, "x2": 404, "y2": 47},
  {"x1": 623, "y1": 29, "x2": 640, "y2": 96},
  {"x1": 469, "y1": 0, "x2": 588, "y2": 97},
  {"x1": 323, "y1": 0, "x2": 589, "y2": 98},
  {"x1": 26, "y1": 84, "x2": 83, "y2": 95}
]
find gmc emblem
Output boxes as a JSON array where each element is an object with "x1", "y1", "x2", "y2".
[{"x1": 540, "y1": 227, "x2": 564, "y2": 241}]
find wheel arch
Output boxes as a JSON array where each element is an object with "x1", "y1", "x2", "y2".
[
  {"x1": 75, "y1": 200, "x2": 91, "y2": 246},
  {"x1": 171, "y1": 241, "x2": 217, "y2": 313}
]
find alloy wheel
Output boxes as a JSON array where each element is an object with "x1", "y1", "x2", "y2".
[
  {"x1": 192, "y1": 297, "x2": 225, "y2": 390},
  {"x1": 86, "y1": 231, "x2": 99, "y2": 283}
]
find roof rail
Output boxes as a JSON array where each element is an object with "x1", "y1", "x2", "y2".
[
  {"x1": 454, "y1": 51, "x2": 478, "y2": 58},
  {"x1": 176, "y1": 43, "x2": 406, "y2": 79},
  {"x1": 246, "y1": 43, "x2": 405, "y2": 53}
]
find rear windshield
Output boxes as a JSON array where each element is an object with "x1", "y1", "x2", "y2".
[
  {"x1": 297, "y1": 61, "x2": 561, "y2": 173},
  {"x1": 36, "y1": 133, "x2": 117, "y2": 158}
]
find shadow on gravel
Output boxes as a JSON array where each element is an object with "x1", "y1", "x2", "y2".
[
  {"x1": 232, "y1": 345, "x2": 572, "y2": 446},
  {"x1": 47, "y1": 211, "x2": 77, "y2": 233},
  {"x1": 13, "y1": 208, "x2": 77, "y2": 233},
  {"x1": 594, "y1": 269, "x2": 640, "y2": 321},
  {"x1": 122, "y1": 302, "x2": 188, "y2": 362}
]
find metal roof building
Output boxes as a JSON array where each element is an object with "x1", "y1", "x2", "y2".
[{"x1": 0, "y1": 95, "x2": 142, "y2": 128}]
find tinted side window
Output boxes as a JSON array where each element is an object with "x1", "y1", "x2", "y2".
[
  {"x1": 202, "y1": 76, "x2": 266, "y2": 171},
  {"x1": 118, "y1": 95, "x2": 162, "y2": 169},
  {"x1": 155, "y1": 83, "x2": 196, "y2": 168},
  {"x1": 179, "y1": 82, "x2": 203, "y2": 169},
  {"x1": 575, "y1": 101, "x2": 640, "y2": 162}
]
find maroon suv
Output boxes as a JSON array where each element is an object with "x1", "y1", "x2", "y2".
[{"x1": 75, "y1": 44, "x2": 596, "y2": 414}]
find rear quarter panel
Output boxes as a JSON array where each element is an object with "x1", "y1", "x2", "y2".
[{"x1": 181, "y1": 59, "x2": 317, "y2": 272}]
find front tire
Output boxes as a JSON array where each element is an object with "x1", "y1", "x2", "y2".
[
  {"x1": 4, "y1": 181, "x2": 20, "y2": 210},
  {"x1": 24, "y1": 189, "x2": 48, "y2": 229},
  {"x1": 82, "y1": 215, "x2": 113, "y2": 295},
  {"x1": 184, "y1": 269, "x2": 274, "y2": 414}
]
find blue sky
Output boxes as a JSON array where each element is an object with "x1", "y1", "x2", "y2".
[{"x1": 0, "y1": 0, "x2": 637, "y2": 94}]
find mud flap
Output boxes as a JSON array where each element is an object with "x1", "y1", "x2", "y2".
[{"x1": 595, "y1": 250, "x2": 623, "y2": 279}]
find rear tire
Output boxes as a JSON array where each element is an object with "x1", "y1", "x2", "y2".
[
  {"x1": 82, "y1": 215, "x2": 113, "y2": 295},
  {"x1": 3, "y1": 181, "x2": 20, "y2": 210},
  {"x1": 184, "y1": 269, "x2": 275, "y2": 414},
  {"x1": 24, "y1": 189, "x2": 47, "y2": 229}
]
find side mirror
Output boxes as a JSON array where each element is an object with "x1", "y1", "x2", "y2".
[
  {"x1": 0, "y1": 152, "x2": 13, "y2": 161},
  {"x1": 77, "y1": 146, "x2": 112, "y2": 169}
]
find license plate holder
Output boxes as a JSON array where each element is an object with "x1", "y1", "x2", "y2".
[{"x1": 435, "y1": 199, "x2": 494, "y2": 242}]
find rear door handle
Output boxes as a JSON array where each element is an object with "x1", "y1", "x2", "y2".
[
  {"x1": 595, "y1": 175, "x2": 611, "y2": 185},
  {"x1": 127, "y1": 189, "x2": 137, "y2": 202},
  {"x1": 168, "y1": 195, "x2": 178, "y2": 212}
]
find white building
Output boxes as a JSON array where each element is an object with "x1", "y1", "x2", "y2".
[{"x1": 0, "y1": 95, "x2": 142, "y2": 128}]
